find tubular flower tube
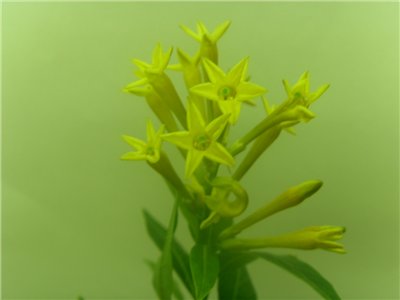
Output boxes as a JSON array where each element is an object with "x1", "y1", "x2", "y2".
[
  {"x1": 229, "y1": 72, "x2": 329, "y2": 156},
  {"x1": 128, "y1": 44, "x2": 187, "y2": 128},
  {"x1": 219, "y1": 226, "x2": 346, "y2": 254},
  {"x1": 148, "y1": 151, "x2": 192, "y2": 200},
  {"x1": 175, "y1": 48, "x2": 202, "y2": 89},
  {"x1": 230, "y1": 105, "x2": 315, "y2": 155},
  {"x1": 180, "y1": 20, "x2": 231, "y2": 64},
  {"x1": 190, "y1": 57, "x2": 266, "y2": 124},
  {"x1": 162, "y1": 103, "x2": 234, "y2": 178},
  {"x1": 232, "y1": 127, "x2": 281, "y2": 181},
  {"x1": 124, "y1": 84, "x2": 178, "y2": 132},
  {"x1": 200, "y1": 177, "x2": 249, "y2": 229},
  {"x1": 173, "y1": 49, "x2": 206, "y2": 118},
  {"x1": 219, "y1": 180, "x2": 323, "y2": 240}
]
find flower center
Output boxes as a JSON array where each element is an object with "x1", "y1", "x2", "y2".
[
  {"x1": 193, "y1": 134, "x2": 212, "y2": 151},
  {"x1": 218, "y1": 86, "x2": 236, "y2": 100},
  {"x1": 146, "y1": 146, "x2": 155, "y2": 156}
]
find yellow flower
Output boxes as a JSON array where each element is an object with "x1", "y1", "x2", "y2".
[
  {"x1": 121, "y1": 120, "x2": 164, "y2": 164},
  {"x1": 126, "y1": 43, "x2": 187, "y2": 128},
  {"x1": 283, "y1": 71, "x2": 330, "y2": 107},
  {"x1": 162, "y1": 103, "x2": 234, "y2": 178},
  {"x1": 132, "y1": 43, "x2": 172, "y2": 76},
  {"x1": 180, "y1": 21, "x2": 231, "y2": 63},
  {"x1": 219, "y1": 226, "x2": 346, "y2": 254},
  {"x1": 190, "y1": 57, "x2": 266, "y2": 124}
]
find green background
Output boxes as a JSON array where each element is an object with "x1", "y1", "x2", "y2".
[{"x1": 2, "y1": 2, "x2": 399, "y2": 299}]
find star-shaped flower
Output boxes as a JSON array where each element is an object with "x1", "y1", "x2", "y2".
[
  {"x1": 162, "y1": 103, "x2": 234, "y2": 178},
  {"x1": 283, "y1": 71, "x2": 330, "y2": 108},
  {"x1": 125, "y1": 43, "x2": 187, "y2": 128},
  {"x1": 190, "y1": 58, "x2": 267, "y2": 124},
  {"x1": 121, "y1": 120, "x2": 164, "y2": 164},
  {"x1": 180, "y1": 21, "x2": 231, "y2": 63},
  {"x1": 131, "y1": 43, "x2": 173, "y2": 78}
]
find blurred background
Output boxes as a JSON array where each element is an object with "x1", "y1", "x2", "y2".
[{"x1": 2, "y1": 2, "x2": 399, "y2": 299}]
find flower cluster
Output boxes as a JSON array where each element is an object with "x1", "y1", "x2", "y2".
[{"x1": 122, "y1": 21, "x2": 345, "y2": 258}]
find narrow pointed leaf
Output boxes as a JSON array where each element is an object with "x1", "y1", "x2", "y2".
[
  {"x1": 254, "y1": 252, "x2": 341, "y2": 300},
  {"x1": 143, "y1": 210, "x2": 195, "y2": 297},
  {"x1": 153, "y1": 201, "x2": 179, "y2": 300},
  {"x1": 218, "y1": 251, "x2": 341, "y2": 300}
]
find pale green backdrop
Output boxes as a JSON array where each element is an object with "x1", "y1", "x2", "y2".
[{"x1": 2, "y1": 2, "x2": 399, "y2": 299}]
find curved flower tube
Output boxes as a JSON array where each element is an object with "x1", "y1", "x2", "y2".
[{"x1": 200, "y1": 177, "x2": 249, "y2": 229}]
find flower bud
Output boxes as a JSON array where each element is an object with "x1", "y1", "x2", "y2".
[
  {"x1": 219, "y1": 180, "x2": 323, "y2": 240},
  {"x1": 219, "y1": 226, "x2": 346, "y2": 254}
]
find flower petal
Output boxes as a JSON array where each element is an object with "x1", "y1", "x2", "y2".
[
  {"x1": 210, "y1": 20, "x2": 231, "y2": 42},
  {"x1": 133, "y1": 59, "x2": 151, "y2": 70},
  {"x1": 227, "y1": 57, "x2": 248, "y2": 87},
  {"x1": 152, "y1": 43, "x2": 162, "y2": 66},
  {"x1": 202, "y1": 58, "x2": 226, "y2": 83},
  {"x1": 218, "y1": 100, "x2": 242, "y2": 124},
  {"x1": 162, "y1": 131, "x2": 193, "y2": 151},
  {"x1": 122, "y1": 135, "x2": 146, "y2": 150},
  {"x1": 190, "y1": 83, "x2": 220, "y2": 101},
  {"x1": 185, "y1": 149, "x2": 204, "y2": 177},
  {"x1": 121, "y1": 151, "x2": 147, "y2": 161},
  {"x1": 179, "y1": 24, "x2": 201, "y2": 41},
  {"x1": 187, "y1": 102, "x2": 206, "y2": 133},
  {"x1": 197, "y1": 21, "x2": 209, "y2": 35},
  {"x1": 236, "y1": 82, "x2": 267, "y2": 101},
  {"x1": 206, "y1": 113, "x2": 230, "y2": 139},
  {"x1": 204, "y1": 142, "x2": 235, "y2": 166},
  {"x1": 308, "y1": 84, "x2": 330, "y2": 104}
]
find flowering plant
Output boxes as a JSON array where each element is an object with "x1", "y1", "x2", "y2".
[{"x1": 122, "y1": 21, "x2": 345, "y2": 300}]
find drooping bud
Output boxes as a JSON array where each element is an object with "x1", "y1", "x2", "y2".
[{"x1": 200, "y1": 177, "x2": 248, "y2": 229}]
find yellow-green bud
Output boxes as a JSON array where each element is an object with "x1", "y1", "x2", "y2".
[
  {"x1": 219, "y1": 226, "x2": 346, "y2": 254},
  {"x1": 219, "y1": 180, "x2": 323, "y2": 240}
]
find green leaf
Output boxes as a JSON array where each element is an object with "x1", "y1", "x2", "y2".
[
  {"x1": 165, "y1": 181, "x2": 200, "y2": 240},
  {"x1": 255, "y1": 252, "x2": 341, "y2": 300},
  {"x1": 146, "y1": 259, "x2": 185, "y2": 300},
  {"x1": 218, "y1": 265, "x2": 256, "y2": 300},
  {"x1": 190, "y1": 244, "x2": 220, "y2": 300},
  {"x1": 172, "y1": 278, "x2": 185, "y2": 300},
  {"x1": 218, "y1": 251, "x2": 257, "y2": 300},
  {"x1": 143, "y1": 209, "x2": 195, "y2": 297},
  {"x1": 153, "y1": 200, "x2": 178, "y2": 300}
]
